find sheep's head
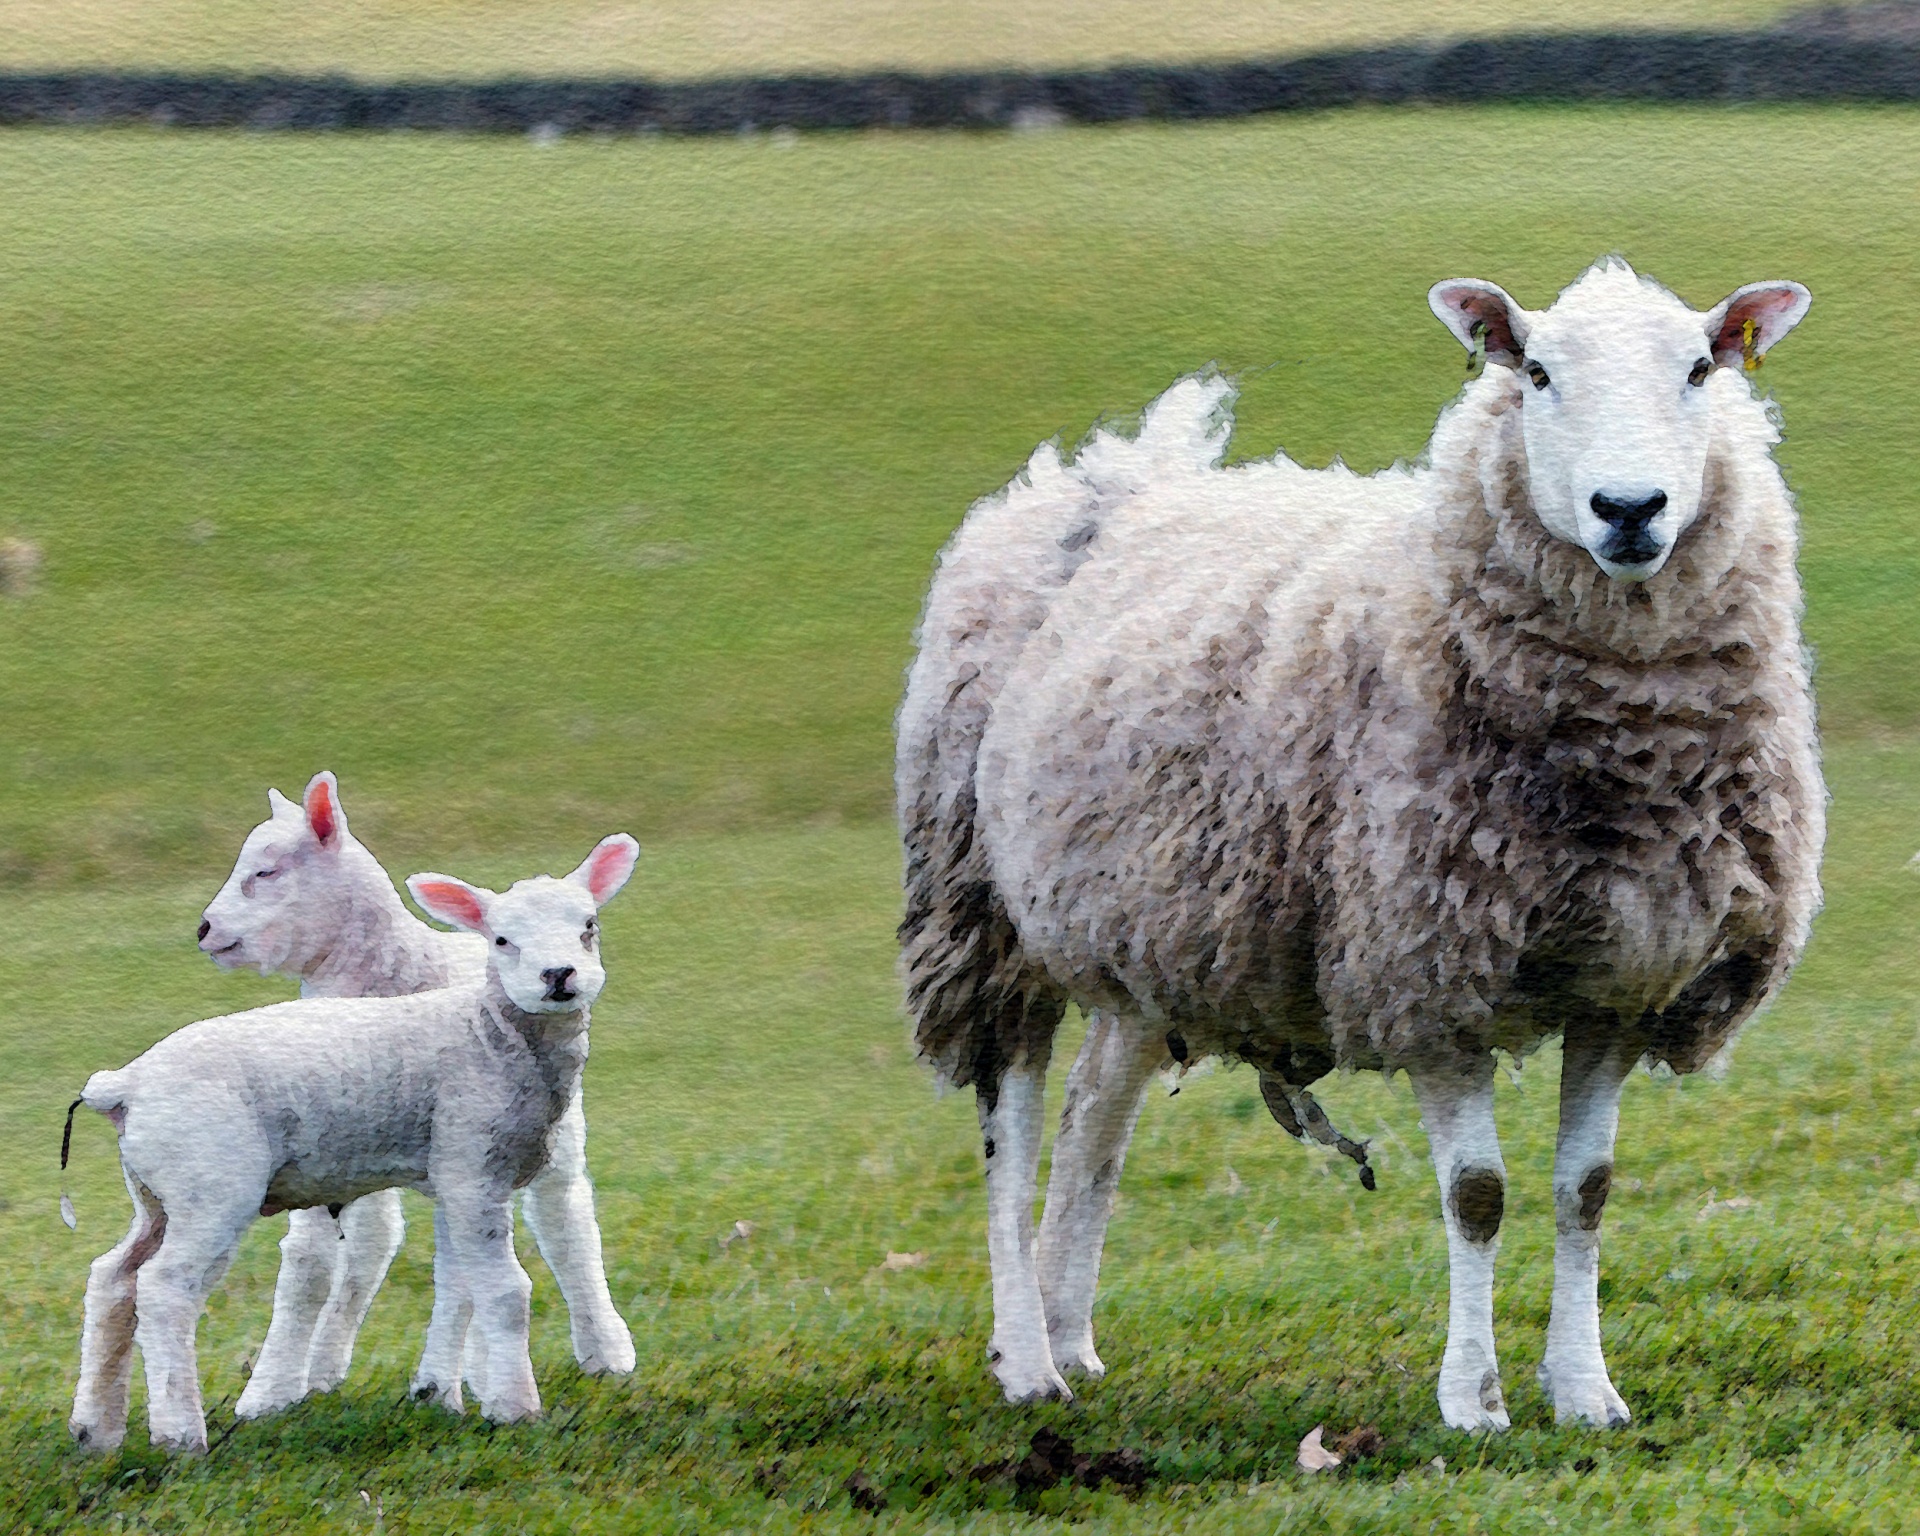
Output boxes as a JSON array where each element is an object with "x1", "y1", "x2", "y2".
[
  {"x1": 407, "y1": 834, "x2": 639, "y2": 1015},
  {"x1": 199, "y1": 770, "x2": 355, "y2": 976},
  {"x1": 1430, "y1": 261, "x2": 1810, "y2": 582}
]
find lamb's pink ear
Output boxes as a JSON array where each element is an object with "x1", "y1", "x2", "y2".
[
  {"x1": 303, "y1": 771, "x2": 346, "y2": 848},
  {"x1": 406, "y1": 873, "x2": 491, "y2": 933},
  {"x1": 1706, "y1": 281, "x2": 1811, "y2": 369},
  {"x1": 1428, "y1": 279, "x2": 1530, "y2": 368},
  {"x1": 567, "y1": 834, "x2": 639, "y2": 907}
]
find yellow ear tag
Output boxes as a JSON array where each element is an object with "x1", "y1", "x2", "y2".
[{"x1": 1742, "y1": 315, "x2": 1761, "y2": 372}]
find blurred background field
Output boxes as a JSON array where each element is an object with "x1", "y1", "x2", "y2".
[
  {"x1": 0, "y1": 0, "x2": 1809, "y2": 81},
  {"x1": 1, "y1": 34, "x2": 1918, "y2": 1536}
]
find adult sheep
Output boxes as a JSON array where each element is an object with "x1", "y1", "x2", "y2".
[{"x1": 897, "y1": 260, "x2": 1823, "y2": 1431}]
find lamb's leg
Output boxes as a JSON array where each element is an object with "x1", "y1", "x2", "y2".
[
  {"x1": 234, "y1": 1207, "x2": 338, "y2": 1419},
  {"x1": 439, "y1": 1193, "x2": 540, "y2": 1423},
  {"x1": 1408, "y1": 1052, "x2": 1510, "y2": 1432},
  {"x1": 1538, "y1": 1021, "x2": 1639, "y2": 1427},
  {"x1": 411, "y1": 1202, "x2": 473, "y2": 1413},
  {"x1": 71, "y1": 1174, "x2": 166, "y2": 1453},
  {"x1": 305, "y1": 1189, "x2": 405, "y2": 1394},
  {"x1": 521, "y1": 1092, "x2": 634, "y2": 1374},
  {"x1": 134, "y1": 1204, "x2": 254, "y2": 1455},
  {"x1": 1034, "y1": 1011, "x2": 1162, "y2": 1378},
  {"x1": 981, "y1": 1051, "x2": 1067, "y2": 1402}
]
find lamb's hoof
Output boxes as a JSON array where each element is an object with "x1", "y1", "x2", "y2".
[
  {"x1": 1540, "y1": 1363, "x2": 1631, "y2": 1428},
  {"x1": 235, "y1": 1379, "x2": 305, "y2": 1421},
  {"x1": 303, "y1": 1359, "x2": 350, "y2": 1395},
  {"x1": 573, "y1": 1322, "x2": 637, "y2": 1376},
  {"x1": 409, "y1": 1378, "x2": 463, "y2": 1414},
  {"x1": 1048, "y1": 1333, "x2": 1107, "y2": 1380},
  {"x1": 481, "y1": 1394, "x2": 542, "y2": 1425},
  {"x1": 149, "y1": 1423, "x2": 209, "y2": 1457},
  {"x1": 991, "y1": 1350, "x2": 1073, "y2": 1404},
  {"x1": 1438, "y1": 1367, "x2": 1510, "y2": 1433},
  {"x1": 68, "y1": 1416, "x2": 126, "y2": 1454}
]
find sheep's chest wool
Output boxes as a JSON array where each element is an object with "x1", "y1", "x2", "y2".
[{"x1": 899, "y1": 260, "x2": 1823, "y2": 1428}]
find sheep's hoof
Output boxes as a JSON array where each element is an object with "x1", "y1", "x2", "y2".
[
  {"x1": 572, "y1": 1321, "x2": 637, "y2": 1376},
  {"x1": 149, "y1": 1424, "x2": 209, "y2": 1457},
  {"x1": 1539, "y1": 1363, "x2": 1631, "y2": 1428},
  {"x1": 481, "y1": 1395, "x2": 542, "y2": 1424},
  {"x1": 234, "y1": 1380, "x2": 304, "y2": 1421},
  {"x1": 992, "y1": 1355, "x2": 1073, "y2": 1405},
  {"x1": 68, "y1": 1416, "x2": 126, "y2": 1454},
  {"x1": 409, "y1": 1378, "x2": 463, "y2": 1414},
  {"x1": 1047, "y1": 1333, "x2": 1107, "y2": 1381},
  {"x1": 1437, "y1": 1366, "x2": 1510, "y2": 1432}
]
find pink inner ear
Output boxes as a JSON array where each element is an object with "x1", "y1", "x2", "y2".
[
  {"x1": 414, "y1": 880, "x2": 485, "y2": 929},
  {"x1": 305, "y1": 779, "x2": 337, "y2": 844},
  {"x1": 585, "y1": 841, "x2": 633, "y2": 902}
]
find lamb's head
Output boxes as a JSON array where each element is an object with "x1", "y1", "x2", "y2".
[
  {"x1": 407, "y1": 834, "x2": 639, "y2": 1014},
  {"x1": 199, "y1": 770, "x2": 358, "y2": 976},
  {"x1": 1430, "y1": 260, "x2": 1810, "y2": 581}
]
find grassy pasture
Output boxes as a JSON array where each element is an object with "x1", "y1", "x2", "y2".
[
  {"x1": 0, "y1": 0, "x2": 1804, "y2": 82},
  {"x1": 0, "y1": 105, "x2": 1918, "y2": 1529}
]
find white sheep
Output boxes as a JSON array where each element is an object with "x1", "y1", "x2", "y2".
[
  {"x1": 193, "y1": 772, "x2": 634, "y2": 1420},
  {"x1": 898, "y1": 260, "x2": 1824, "y2": 1430},
  {"x1": 67, "y1": 834, "x2": 639, "y2": 1454}
]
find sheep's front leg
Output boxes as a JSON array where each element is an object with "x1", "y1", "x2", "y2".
[
  {"x1": 411, "y1": 1203, "x2": 475, "y2": 1412},
  {"x1": 1538, "y1": 1021, "x2": 1638, "y2": 1427},
  {"x1": 981, "y1": 1051, "x2": 1067, "y2": 1402},
  {"x1": 1034, "y1": 1011, "x2": 1163, "y2": 1378},
  {"x1": 438, "y1": 1193, "x2": 540, "y2": 1423},
  {"x1": 521, "y1": 1092, "x2": 634, "y2": 1375},
  {"x1": 237, "y1": 1206, "x2": 338, "y2": 1418},
  {"x1": 305, "y1": 1189, "x2": 406, "y2": 1394},
  {"x1": 71, "y1": 1175, "x2": 166, "y2": 1453},
  {"x1": 1408, "y1": 1052, "x2": 1510, "y2": 1432}
]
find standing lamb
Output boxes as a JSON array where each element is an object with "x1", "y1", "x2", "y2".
[
  {"x1": 897, "y1": 260, "x2": 1823, "y2": 1430},
  {"x1": 194, "y1": 772, "x2": 634, "y2": 1419},
  {"x1": 68, "y1": 834, "x2": 639, "y2": 1455}
]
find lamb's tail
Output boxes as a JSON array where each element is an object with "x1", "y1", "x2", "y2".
[{"x1": 61, "y1": 1071, "x2": 131, "y2": 1230}]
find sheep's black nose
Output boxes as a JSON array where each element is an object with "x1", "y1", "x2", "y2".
[
  {"x1": 541, "y1": 966, "x2": 577, "y2": 999},
  {"x1": 1590, "y1": 491, "x2": 1667, "y2": 531},
  {"x1": 197, "y1": 920, "x2": 211, "y2": 942}
]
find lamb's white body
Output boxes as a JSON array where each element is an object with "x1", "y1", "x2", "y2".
[
  {"x1": 899, "y1": 262, "x2": 1824, "y2": 1429},
  {"x1": 194, "y1": 775, "x2": 632, "y2": 1420},
  {"x1": 71, "y1": 836, "x2": 638, "y2": 1455}
]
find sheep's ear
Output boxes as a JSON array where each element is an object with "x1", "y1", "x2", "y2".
[
  {"x1": 407, "y1": 873, "x2": 492, "y2": 932},
  {"x1": 303, "y1": 771, "x2": 347, "y2": 848},
  {"x1": 567, "y1": 834, "x2": 640, "y2": 907},
  {"x1": 1428, "y1": 279, "x2": 1530, "y2": 368},
  {"x1": 267, "y1": 786, "x2": 297, "y2": 818},
  {"x1": 1705, "y1": 281, "x2": 1811, "y2": 369}
]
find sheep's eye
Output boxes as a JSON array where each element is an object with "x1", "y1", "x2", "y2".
[
  {"x1": 1688, "y1": 357, "x2": 1711, "y2": 387},
  {"x1": 1524, "y1": 360, "x2": 1551, "y2": 391},
  {"x1": 494, "y1": 935, "x2": 510, "y2": 948},
  {"x1": 254, "y1": 869, "x2": 278, "y2": 880},
  {"x1": 583, "y1": 922, "x2": 598, "y2": 949}
]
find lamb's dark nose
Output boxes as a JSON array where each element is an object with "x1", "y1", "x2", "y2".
[
  {"x1": 197, "y1": 920, "x2": 211, "y2": 942},
  {"x1": 1590, "y1": 491, "x2": 1668, "y2": 531},
  {"x1": 541, "y1": 966, "x2": 577, "y2": 1000}
]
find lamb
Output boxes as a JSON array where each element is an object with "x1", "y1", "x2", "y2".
[
  {"x1": 67, "y1": 834, "x2": 639, "y2": 1454},
  {"x1": 193, "y1": 772, "x2": 634, "y2": 1420},
  {"x1": 897, "y1": 260, "x2": 1824, "y2": 1431}
]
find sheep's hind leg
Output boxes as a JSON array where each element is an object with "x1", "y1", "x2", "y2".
[
  {"x1": 521, "y1": 1091, "x2": 634, "y2": 1375},
  {"x1": 1034, "y1": 1011, "x2": 1163, "y2": 1378},
  {"x1": 1408, "y1": 1052, "x2": 1511, "y2": 1432},
  {"x1": 234, "y1": 1206, "x2": 339, "y2": 1418},
  {"x1": 71, "y1": 1173, "x2": 166, "y2": 1452},
  {"x1": 1538, "y1": 1019, "x2": 1639, "y2": 1427},
  {"x1": 982, "y1": 1051, "x2": 1069, "y2": 1402},
  {"x1": 304, "y1": 1189, "x2": 405, "y2": 1394},
  {"x1": 134, "y1": 1199, "x2": 255, "y2": 1454}
]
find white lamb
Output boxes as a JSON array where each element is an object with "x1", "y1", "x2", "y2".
[
  {"x1": 192, "y1": 772, "x2": 633, "y2": 1420},
  {"x1": 68, "y1": 834, "x2": 639, "y2": 1455},
  {"x1": 898, "y1": 261, "x2": 1824, "y2": 1430}
]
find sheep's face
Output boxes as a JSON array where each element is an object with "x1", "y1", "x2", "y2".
[
  {"x1": 408, "y1": 835, "x2": 639, "y2": 1015},
  {"x1": 199, "y1": 772, "x2": 351, "y2": 977},
  {"x1": 1431, "y1": 262, "x2": 1810, "y2": 582}
]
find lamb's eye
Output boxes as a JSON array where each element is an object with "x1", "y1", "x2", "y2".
[
  {"x1": 495, "y1": 935, "x2": 510, "y2": 948},
  {"x1": 583, "y1": 921, "x2": 598, "y2": 949},
  {"x1": 1688, "y1": 357, "x2": 1711, "y2": 387},
  {"x1": 254, "y1": 869, "x2": 278, "y2": 880},
  {"x1": 1524, "y1": 360, "x2": 1551, "y2": 391}
]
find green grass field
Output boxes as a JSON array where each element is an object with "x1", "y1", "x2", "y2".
[
  {"x1": 3, "y1": 105, "x2": 1920, "y2": 1531},
  {"x1": 0, "y1": 0, "x2": 1804, "y2": 82}
]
